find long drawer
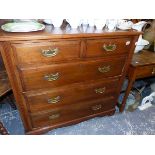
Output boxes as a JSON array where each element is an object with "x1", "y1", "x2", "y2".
[
  {"x1": 19, "y1": 57, "x2": 126, "y2": 91},
  {"x1": 135, "y1": 64, "x2": 155, "y2": 78},
  {"x1": 11, "y1": 40, "x2": 81, "y2": 66},
  {"x1": 24, "y1": 78, "x2": 119, "y2": 113},
  {"x1": 86, "y1": 38, "x2": 131, "y2": 58},
  {"x1": 30, "y1": 97, "x2": 116, "y2": 128}
]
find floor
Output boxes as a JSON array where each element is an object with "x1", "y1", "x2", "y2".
[{"x1": 0, "y1": 78, "x2": 155, "y2": 135}]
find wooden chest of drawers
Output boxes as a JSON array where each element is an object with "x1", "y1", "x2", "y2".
[{"x1": 0, "y1": 27, "x2": 140, "y2": 134}]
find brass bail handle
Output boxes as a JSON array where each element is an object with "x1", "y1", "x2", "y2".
[
  {"x1": 91, "y1": 104, "x2": 102, "y2": 111},
  {"x1": 95, "y1": 87, "x2": 106, "y2": 94},
  {"x1": 42, "y1": 48, "x2": 59, "y2": 57},
  {"x1": 48, "y1": 96, "x2": 61, "y2": 104},
  {"x1": 98, "y1": 65, "x2": 111, "y2": 73},
  {"x1": 49, "y1": 113, "x2": 60, "y2": 120},
  {"x1": 103, "y1": 43, "x2": 116, "y2": 51},
  {"x1": 44, "y1": 73, "x2": 59, "y2": 81}
]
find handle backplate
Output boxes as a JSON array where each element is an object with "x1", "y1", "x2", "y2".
[
  {"x1": 103, "y1": 44, "x2": 116, "y2": 51},
  {"x1": 95, "y1": 87, "x2": 106, "y2": 94},
  {"x1": 42, "y1": 48, "x2": 59, "y2": 57},
  {"x1": 92, "y1": 104, "x2": 102, "y2": 111},
  {"x1": 49, "y1": 113, "x2": 60, "y2": 120},
  {"x1": 44, "y1": 73, "x2": 59, "y2": 81},
  {"x1": 48, "y1": 96, "x2": 61, "y2": 104},
  {"x1": 98, "y1": 65, "x2": 111, "y2": 73}
]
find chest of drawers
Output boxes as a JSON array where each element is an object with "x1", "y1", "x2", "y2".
[{"x1": 0, "y1": 27, "x2": 140, "y2": 134}]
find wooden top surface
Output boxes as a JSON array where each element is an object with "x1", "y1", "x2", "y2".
[
  {"x1": 0, "y1": 24, "x2": 141, "y2": 41},
  {"x1": 131, "y1": 50, "x2": 155, "y2": 67}
]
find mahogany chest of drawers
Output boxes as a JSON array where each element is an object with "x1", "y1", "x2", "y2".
[{"x1": 0, "y1": 27, "x2": 140, "y2": 134}]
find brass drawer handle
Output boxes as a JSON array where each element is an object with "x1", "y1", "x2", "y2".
[
  {"x1": 48, "y1": 96, "x2": 61, "y2": 104},
  {"x1": 44, "y1": 73, "x2": 59, "y2": 81},
  {"x1": 41, "y1": 48, "x2": 59, "y2": 57},
  {"x1": 49, "y1": 113, "x2": 60, "y2": 120},
  {"x1": 98, "y1": 65, "x2": 111, "y2": 73},
  {"x1": 126, "y1": 41, "x2": 131, "y2": 45},
  {"x1": 152, "y1": 68, "x2": 155, "y2": 75},
  {"x1": 95, "y1": 87, "x2": 106, "y2": 94},
  {"x1": 92, "y1": 104, "x2": 102, "y2": 111},
  {"x1": 103, "y1": 44, "x2": 116, "y2": 51}
]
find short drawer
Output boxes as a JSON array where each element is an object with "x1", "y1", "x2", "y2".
[
  {"x1": 135, "y1": 65, "x2": 155, "y2": 78},
  {"x1": 19, "y1": 57, "x2": 126, "y2": 91},
  {"x1": 86, "y1": 38, "x2": 131, "y2": 58},
  {"x1": 24, "y1": 78, "x2": 119, "y2": 112},
  {"x1": 30, "y1": 97, "x2": 116, "y2": 128},
  {"x1": 11, "y1": 40, "x2": 81, "y2": 66}
]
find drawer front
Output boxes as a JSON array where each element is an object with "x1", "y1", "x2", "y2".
[
  {"x1": 30, "y1": 97, "x2": 116, "y2": 128},
  {"x1": 86, "y1": 38, "x2": 131, "y2": 58},
  {"x1": 136, "y1": 65, "x2": 155, "y2": 78},
  {"x1": 25, "y1": 78, "x2": 119, "y2": 112},
  {"x1": 11, "y1": 40, "x2": 81, "y2": 65},
  {"x1": 19, "y1": 57, "x2": 126, "y2": 91}
]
